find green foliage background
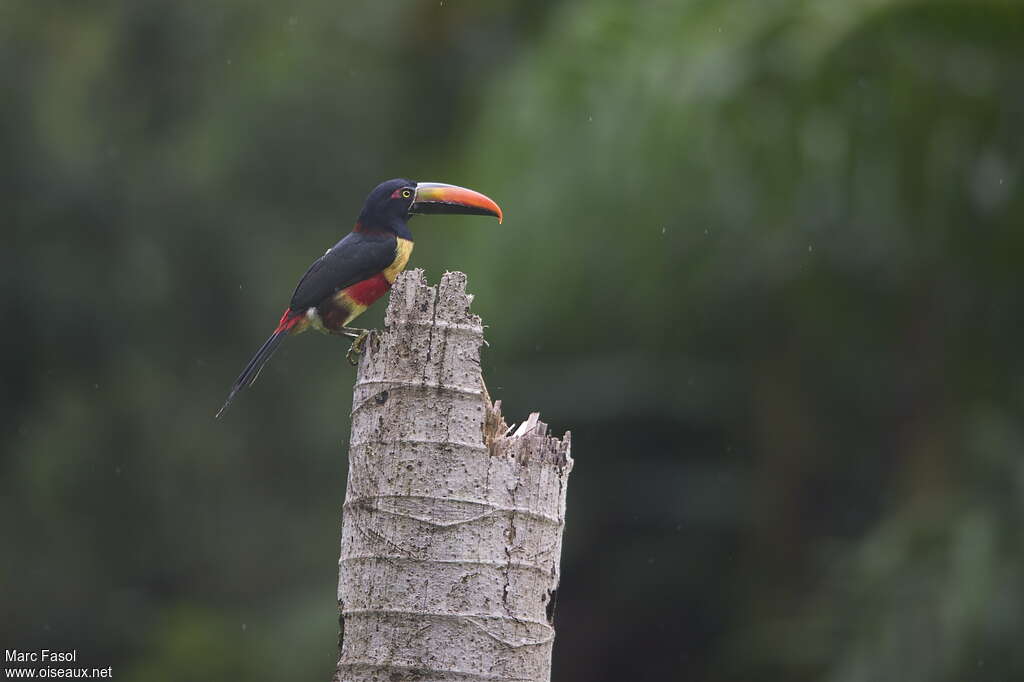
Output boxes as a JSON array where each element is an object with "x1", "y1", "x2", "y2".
[{"x1": 2, "y1": 1, "x2": 1022, "y2": 680}]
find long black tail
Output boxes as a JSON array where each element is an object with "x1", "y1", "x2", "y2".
[{"x1": 216, "y1": 329, "x2": 289, "y2": 418}]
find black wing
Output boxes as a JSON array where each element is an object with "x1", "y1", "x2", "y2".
[{"x1": 289, "y1": 231, "x2": 397, "y2": 311}]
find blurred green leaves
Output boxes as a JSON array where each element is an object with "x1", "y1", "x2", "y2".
[{"x1": 2, "y1": 1, "x2": 1022, "y2": 681}]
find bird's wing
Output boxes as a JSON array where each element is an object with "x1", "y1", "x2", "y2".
[{"x1": 289, "y1": 231, "x2": 398, "y2": 311}]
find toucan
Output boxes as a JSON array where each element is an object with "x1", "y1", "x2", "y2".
[{"x1": 216, "y1": 178, "x2": 502, "y2": 418}]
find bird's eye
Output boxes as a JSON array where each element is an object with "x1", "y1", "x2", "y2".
[{"x1": 401, "y1": 189, "x2": 412, "y2": 198}]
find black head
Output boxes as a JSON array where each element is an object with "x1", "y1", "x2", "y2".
[{"x1": 357, "y1": 178, "x2": 417, "y2": 232}]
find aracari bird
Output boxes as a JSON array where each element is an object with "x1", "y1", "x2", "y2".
[{"x1": 216, "y1": 178, "x2": 502, "y2": 418}]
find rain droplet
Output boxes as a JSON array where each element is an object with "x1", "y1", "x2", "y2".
[
  {"x1": 241, "y1": 623, "x2": 248, "y2": 632},
  {"x1": 808, "y1": 244, "x2": 814, "y2": 252},
  {"x1": 661, "y1": 226, "x2": 667, "y2": 235}
]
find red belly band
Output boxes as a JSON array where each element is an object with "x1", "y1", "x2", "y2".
[{"x1": 344, "y1": 273, "x2": 391, "y2": 306}]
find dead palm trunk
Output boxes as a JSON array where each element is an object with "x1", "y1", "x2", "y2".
[{"x1": 333, "y1": 270, "x2": 573, "y2": 682}]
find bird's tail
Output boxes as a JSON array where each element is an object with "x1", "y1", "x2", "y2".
[{"x1": 216, "y1": 311, "x2": 302, "y2": 418}]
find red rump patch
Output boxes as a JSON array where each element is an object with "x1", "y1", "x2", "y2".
[
  {"x1": 345, "y1": 273, "x2": 391, "y2": 306},
  {"x1": 274, "y1": 308, "x2": 302, "y2": 333}
]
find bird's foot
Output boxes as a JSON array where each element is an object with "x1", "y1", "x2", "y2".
[
  {"x1": 345, "y1": 329, "x2": 370, "y2": 366},
  {"x1": 337, "y1": 326, "x2": 368, "y2": 339}
]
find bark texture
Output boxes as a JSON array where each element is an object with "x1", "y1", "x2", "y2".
[{"x1": 334, "y1": 269, "x2": 573, "y2": 682}]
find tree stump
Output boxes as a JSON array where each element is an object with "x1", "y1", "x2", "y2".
[{"x1": 334, "y1": 269, "x2": 573, "y2": 682}]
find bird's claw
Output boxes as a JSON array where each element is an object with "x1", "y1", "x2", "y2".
[{"x1": 346, "y1": 329, "x2": 370, "y2": 365}]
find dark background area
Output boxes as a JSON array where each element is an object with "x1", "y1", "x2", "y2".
[{"x1": 2, "y1": 1, "x2": 1023, "y2": 680}]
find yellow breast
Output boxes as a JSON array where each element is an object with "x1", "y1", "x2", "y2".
[{"x1": 382, "y1": 237, "x2": 414, "y2": 283}]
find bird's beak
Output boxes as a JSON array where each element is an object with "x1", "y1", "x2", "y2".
[{"x1": 410, "y1": 182, "x2": 503, "y2": 224}]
